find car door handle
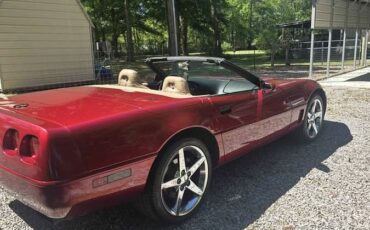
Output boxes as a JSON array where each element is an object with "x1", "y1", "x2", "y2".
[{"x1": 219, "y1": 106, "x2": 232, "y2": 114}]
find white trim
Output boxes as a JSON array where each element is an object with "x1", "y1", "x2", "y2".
[
  {"x1": 309, "y1": 30, "x2": 315, "y2": 78},
  {"x1": 88, "y1": 25, "x2": 95, "y2": 79},
  {"x1": 354, "y1": 29, "x2": 359, "y2": 68},
  {"x1": 311, "y1": 0, "x2": 316, "y2": 29},
  {"x1": 0, "y1": 64, "x2": 3, "y2": 91},
  {"x1": 75, "y1": 0, "x2": 95, "y2": 28},
  {"x1": 341, "y1": 29, "x2": 347, "y2": 70}
]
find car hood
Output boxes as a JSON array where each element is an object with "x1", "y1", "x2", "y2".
[{"x1": 0, "y1": 86, "x2": 184, "y2": 127}]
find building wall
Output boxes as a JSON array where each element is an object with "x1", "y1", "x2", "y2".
[{"x1": 0, "y1": 0, "x2": 94, "y2": 91}]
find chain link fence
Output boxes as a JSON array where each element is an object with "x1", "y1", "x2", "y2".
[{"x1": 289, "y1": 38, "x2": 369, "y2": 79}]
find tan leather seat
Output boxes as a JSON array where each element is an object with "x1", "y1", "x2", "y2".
[
  {"x1": 118, "y1": 69, "x2": 148, "y2": 89},
  {"x1": 162, "y1": 76, "x2": 191, "y2": 95}
]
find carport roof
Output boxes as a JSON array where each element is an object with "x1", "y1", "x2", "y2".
[
  {"x1": 277, "y1": 20, "x2": 311, "y2": 29},
  {"x1": 312, "y1": 0, "x2": 370, "y2": 29}
]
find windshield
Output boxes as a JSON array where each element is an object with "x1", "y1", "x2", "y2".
[{"x1": 152, "y1": 60, "x2": 243, "y2": 81}]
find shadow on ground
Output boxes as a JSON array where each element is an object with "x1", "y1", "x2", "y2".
[
  {"x1": 347, "y1": 72, "x2": 370, "y2": 82},
  {"x1": 9, "y1": 120, "x2": 352, "y2": 230}
]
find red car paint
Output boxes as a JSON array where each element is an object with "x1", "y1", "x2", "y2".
[{"x1": 0, "y1": 75, "x2": 324, "y2": 219}]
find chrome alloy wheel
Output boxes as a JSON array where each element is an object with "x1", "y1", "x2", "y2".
[
  {"x1": 160, "y1": 146, "x2": 209, "y2": 216},
  {"x1": 306, "y1": 98, "x2": 323, "y2": 139}
]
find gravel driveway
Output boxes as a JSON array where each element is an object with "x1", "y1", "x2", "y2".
[{"x1": 0, "y1": 85, "x2": 369, "y2": 230}]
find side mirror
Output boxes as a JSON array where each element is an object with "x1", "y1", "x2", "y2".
[{"x1": 262, "y1": 81, "x2": 275, "y2": 94}]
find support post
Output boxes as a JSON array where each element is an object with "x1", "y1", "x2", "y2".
[
  {"x1": 326, "y1": 29, "x2": 333, "y2": 77},
  {"x1": 326, "y1": 0, "x2": 334, "y2": 77},
  {"x1": 321, "y1": 41, "x2": 324, "y2": 65},
  {"x1": 342, "y1": 0, "x2": 349, "y2": 71},
  {"x1": 361, "y1": 32, "x2": 366, "y2": 66},
  {"x1": 362, "y1": 30, "x2": 369, "y2": 66},
  {"x1": 167, "y1": 0, "x2": 178, "y2": 56},
  {"x1": 354, "y1": 29, "x2": 359, "y2": 69},
  {"x1": 309, "y1": 30, "x2": 315, "y2": 78},
  {"x1": 366, "y1": 30, "x2": 369, "y2": 66},
  {"x1": 341, "y1": 29, "x2": 347, "y2": 71}
]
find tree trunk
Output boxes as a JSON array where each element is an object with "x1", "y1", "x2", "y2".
[
  {"x1": 285, "y1": 47, "x2": 290, "y2": 66},
  {"x1": 248, "y1": 0, "x2": 254, "y2": 49},
  {"x1": 231, "y1": 25, "x2": 236, "y2": 53},
  {"x1": 134, "y1": 28, "x2": 140, "y2": 55},
  {"x1": 111, "y1": 8, "x2": 119, "y2": 58},
  {"x1": 210, "y1": 0, "x2": 222, "y2": 56},
  {"x1": 166, "y1": 0, "x2": 179, "y2": 56},
  {"x1": 101, "y1": 28, "x2": 106, "y2": 42},
  {"x1": 124, "y1": 0, "x2": 135, "y2": 62},
  {"x1": 111, "y1": 33, "x2": 119, "y2": 58},
  {"x1": 180, "y1": 15, "x2": 189, "y2": 55},
  {"x1": 271, "y1": 50, "x2": 275, "y2": 68}
]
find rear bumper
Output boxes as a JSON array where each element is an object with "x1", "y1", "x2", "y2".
[
  {"x1": 0, "y1": 156, "x2": 155, "y2": 219},
  {"x1": 0, "y1": 165, "x2": 71, "y2": 219}
]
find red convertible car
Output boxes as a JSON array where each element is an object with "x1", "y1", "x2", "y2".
[{"x1": 0, "y1": 56, "x2": 326, "y2": 223}]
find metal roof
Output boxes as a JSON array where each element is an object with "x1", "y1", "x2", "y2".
[
  {"x1": 312, "y1": 0, "x2": 370, "y2": 29},
  {"x1": 277, "y1": 20, "x2": 311, "y2": 29}
]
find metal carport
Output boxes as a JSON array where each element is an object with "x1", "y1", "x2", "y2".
[{"x1": 310, "y1": 0, "x2": 370, "y2": 77}]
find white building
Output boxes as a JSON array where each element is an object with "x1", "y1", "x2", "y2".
[{"x1": 0, "y1": 0, "x2": 95, "y2": 91}]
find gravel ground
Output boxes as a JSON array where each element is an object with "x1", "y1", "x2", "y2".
[{"x1": 0, "y1": 85, "x2": 369, "y2": 230}]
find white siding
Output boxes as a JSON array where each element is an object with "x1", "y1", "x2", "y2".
[{"x1": 0, "y1": 0, "x2": 94, "y2": 90}]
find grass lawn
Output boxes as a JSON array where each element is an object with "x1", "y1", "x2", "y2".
[{"x1": 108, "y1": 50, "x2": 365, "y2": 80}]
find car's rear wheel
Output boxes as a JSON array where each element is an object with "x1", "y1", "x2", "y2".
[
  {"x1": 136, "y1": 138, "x2": 212, "y2": 223},
  {"x1": 297, "y1": 94, "x2": 325, "y2": 142}
]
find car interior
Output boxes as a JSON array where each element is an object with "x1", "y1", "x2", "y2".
[{"x1": 112, "y1": 60, "x2": 258, "y2": 98}]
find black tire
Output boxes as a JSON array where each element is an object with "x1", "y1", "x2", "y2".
[
  {"x1": 134, "y1": 138, "x2": 212, "y2": 224},
  {"x1": 296, "y1": 94, "x2": 325, "y2": 142}
]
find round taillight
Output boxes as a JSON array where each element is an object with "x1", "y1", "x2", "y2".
[
  {"x1": 3, "y1": 129, "x2": 19, "y2": 150},
  {"x1": 20, "y1": 135, "x2": 39, "y2": 157}
]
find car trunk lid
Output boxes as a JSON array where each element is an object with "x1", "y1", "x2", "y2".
[{"x1": 0, "y1": 86, "x2": 179, "y2": 127}]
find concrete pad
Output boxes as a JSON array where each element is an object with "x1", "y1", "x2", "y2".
[
  {"x1": 0, "y1": 94, "x2": 10, "y2": 99},
  {"x1": 320, "y1": 81, "x2": 370, "y2": 89},
  {"x1": 319, "y1": 66, "x2": 370, "y2": 89}
]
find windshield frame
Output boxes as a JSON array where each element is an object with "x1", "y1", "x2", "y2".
[{"x1": 145, "y1": 56, "x2": 262, "y2": 88}]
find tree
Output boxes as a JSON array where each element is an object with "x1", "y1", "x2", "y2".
[
  {"x1": 209, "y1": 0, "x2": 223, "y2": 56},
  {"x1": 124, "y1": 0, "x2": 135, "y2": 62},
  {"x1": 80, "y1": 0, "x2": 312, "y2": 57},
  {"x1": 256, "y1": 29, "x2": 280, "y2": 67}
]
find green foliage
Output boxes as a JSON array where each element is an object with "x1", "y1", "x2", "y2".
[
  {"x1": 80, "y1": 0, "x2": 312, "y2": 57},
  {"x1": 255, "y1": 29, "x2": 279, "y2": 52},
  {"x1": 255, "y1": 29, "x2": 280, "y2": 67}
]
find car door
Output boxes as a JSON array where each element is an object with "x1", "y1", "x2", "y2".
[
  {"x1": 257, "y1": 84, "x2": 293, "y2": 145},
  {"x1": 187, "y1": 60, "x2": 291, "y2": 161},
  {"x1": 209, "y1": 89, "x2": 261, "y2": 162},
  {"x1": 185, "y1": 62, "x2": 262, "y2": 161}
]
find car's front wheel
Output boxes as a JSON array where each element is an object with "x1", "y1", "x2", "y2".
[
  {"x1": 136, "y1": 138, "x2": 212, "y2": 223},
  {"x1": 297, "y1": 94, "x2": 325, "y2": 142}
]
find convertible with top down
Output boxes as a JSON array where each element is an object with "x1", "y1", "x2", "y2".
[{"x1": 0, "y1": 56, "x2": 326, "y2": 223}]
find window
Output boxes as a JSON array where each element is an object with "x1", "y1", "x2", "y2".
[
  {"x1": 152, "y1": 60, "x2": 258, "y2": 95},
  {"x1": 186, "y1": 61, "x2": 240, "y2": 80}
]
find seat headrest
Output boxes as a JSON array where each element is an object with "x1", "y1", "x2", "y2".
[
  {"x1": 118, "y1": 69, "x2": 148, "y2": 89},
  {"x1": 162, "y1": 76, "x2": 191, "y2": 95}
]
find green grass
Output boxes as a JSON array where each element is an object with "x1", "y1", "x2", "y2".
[{"x1": 108, "y1": 50, "x2": 366, "y2": 74}]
